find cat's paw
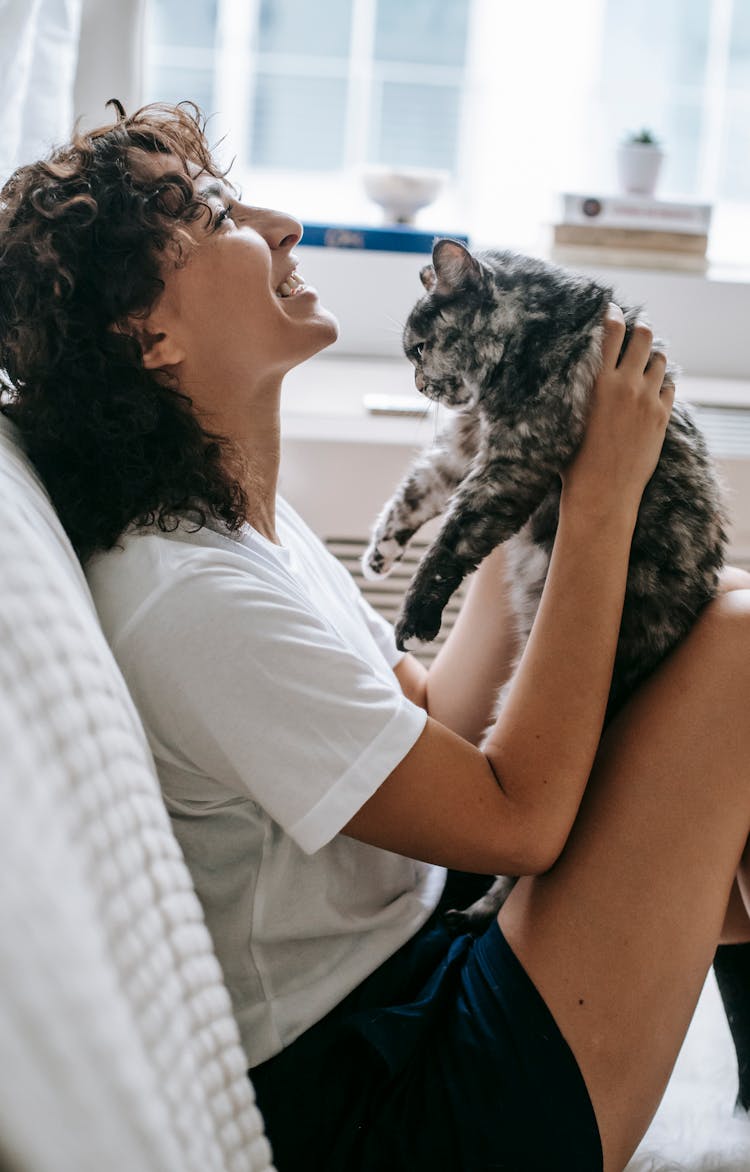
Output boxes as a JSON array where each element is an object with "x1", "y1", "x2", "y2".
[
  {"x1": 361, "y1": 537, "x2": 401, "y2": 580},
  {"x1": 442, "y1": 877, "x2": 516, "y2": 936},
  {"x1": 394, "y1": 595, "x2": 445, "y2": 649},
  {"x1": 442, "y1": 906, "x2": 495, "y2": 937}
]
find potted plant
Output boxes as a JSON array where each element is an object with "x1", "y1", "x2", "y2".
[{"x1": 616, "y1": 128, "x2": 665, "y2": 197}]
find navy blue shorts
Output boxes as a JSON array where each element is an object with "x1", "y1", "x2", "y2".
[{"x1": 250, "y1": 871, "x2": 602, "y2": 1172}]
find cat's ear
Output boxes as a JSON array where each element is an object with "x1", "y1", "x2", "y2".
[
  {"x1": 420, "y1": 264, "x2": 437, "y2": 292},
  {"x1": 432, "y1": 239, "x2": 481, "y2": 292}
]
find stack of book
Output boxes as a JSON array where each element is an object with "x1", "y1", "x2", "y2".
[{"x1": 551, "y1": 193, "x2": 713, "y2": 272}]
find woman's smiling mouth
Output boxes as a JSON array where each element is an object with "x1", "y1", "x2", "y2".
[{"x1": 276, "y1": 270, "x2": 307, "y2": 298}]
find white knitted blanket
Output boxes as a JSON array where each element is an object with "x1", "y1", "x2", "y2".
[{"x1": 0, "y1": 413, "x2": 274, "y2": 1172}]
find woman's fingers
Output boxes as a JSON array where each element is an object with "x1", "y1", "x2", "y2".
[
  {"x1": 645, "y1": 350, "x2": 672, "y2": 399},
  {"x1": 600, "y1": 302, "x2": 626, "y2": 368},
  {"x1": 602, "y1": 302, "x2": 672, "y2": 408},
  {"x1": 644, "y1": 353, "x2": 674, "y2": 422},
  {"x1": 564, "y1": 304, "x2": 674, "y2": 514},
  {"x1": 618, "y1": 319, "x2": 656, "y2": 375}
]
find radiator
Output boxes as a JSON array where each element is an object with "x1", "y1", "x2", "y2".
[{"x1": 692, "y1": 403, "x2": 750, "y2": 569}]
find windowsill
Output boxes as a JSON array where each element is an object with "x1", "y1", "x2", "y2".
[
  {"x1": 540, "y1": 251, "x2": 750, "y2": 286},
  {"x1": 282, "y1": 356, "x2": 429, "y2": 444},
  {"x1": 590, "y1": 259, "x2": 750, "y2": 285},
  {"x1": 298, "y1": 234, "x2": 750, "y2": 289}
]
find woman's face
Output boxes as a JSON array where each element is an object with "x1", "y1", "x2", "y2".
[{"x1": 141, "y1": 154, "x2": 339, "y2": 392}]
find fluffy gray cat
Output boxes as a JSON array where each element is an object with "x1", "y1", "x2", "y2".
[{"x1": 363, "y1": 239, "x2": 728, "y2": 929}]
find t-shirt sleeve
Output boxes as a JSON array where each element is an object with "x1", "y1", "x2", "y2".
[
  {"x1": 112, "y1": 557, "x2": 427, "y2": 855},
  {"x1": 282, "y1": 500, "x2": 404, "y2": 670},
  {"x1": 352, "y1": 591, "x2": 404, "y2": 670}
]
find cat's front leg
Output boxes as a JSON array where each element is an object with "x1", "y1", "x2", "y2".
[
  {"x1": 362, "y1": 471, "x2": 450, "y2": 580},
  {"x1": 394, "y1": 538, "x2": 468, "y2": 647},
  {"x1": 362, "y1": 414, "x2": 477, "y2": 580},
  {"x1": 444, "y1": 875, "x2": 516, "y2": 935},
  {"x1": 395, "y1": 467, "x2": 548, "y2": 648}
]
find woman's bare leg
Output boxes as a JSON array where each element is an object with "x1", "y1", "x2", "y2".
[
  {"x1": 498, "y1": 590, "x2": 750, "y2": 1172},
  {"x1": 720, "y1": 878, "x2": 750, "y2": 944}
]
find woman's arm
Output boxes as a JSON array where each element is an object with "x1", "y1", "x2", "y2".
[
  {"x1": 343, "y1": 309, "x2": 675, "y2": 876},
  {"x1": 346, "y1": 498, "x2": 639, "y2": 875},
  {"x1": 394, "y1": 542, "x2": 518, "y2": 746}
]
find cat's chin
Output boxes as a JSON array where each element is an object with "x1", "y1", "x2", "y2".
[
  {"x1": 422, "y1": 382, "x2": 475, "y2": 410},
  {"x1": 425, "y1": 393, "x2": 473, "y2": 411}
]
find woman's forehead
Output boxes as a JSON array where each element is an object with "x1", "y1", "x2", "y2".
[{"x1": 129, "y1": 149, "x2": 224, "y2": 196}]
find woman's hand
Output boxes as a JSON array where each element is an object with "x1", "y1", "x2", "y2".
[{"x1": 561, "y1": 303, "x2": 675, "y2": 526}]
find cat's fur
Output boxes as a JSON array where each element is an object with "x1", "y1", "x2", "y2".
[{"x1": 363, "y1": 239, "x2": 728, "y2": 930}]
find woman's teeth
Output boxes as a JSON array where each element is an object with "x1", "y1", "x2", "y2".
[{"x1": 276, "y1": 271, "x2": 306, "y2": 298}]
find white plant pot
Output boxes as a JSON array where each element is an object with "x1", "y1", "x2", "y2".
[{"x1": 616, "y1": 143, "x2": 665, "y2": 196}]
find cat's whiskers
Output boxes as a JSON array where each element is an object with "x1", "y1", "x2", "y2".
[{"x1": 382, "y1": 315, "x2": 406, "y2": 334}]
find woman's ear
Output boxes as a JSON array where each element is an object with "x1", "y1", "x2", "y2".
[
  {"x1": 110, "y1": 317, "x2": 185, "y2": 369},
  {"x1": 138, "y1": 326, "x2": 185, "y2": 370}
]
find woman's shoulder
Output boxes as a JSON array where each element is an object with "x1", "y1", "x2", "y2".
[
  {"x1": 83, "y1": 501, "x2": 323, "y2": 648},
  {"x1": 85, "y1": 514, "x2": 237, "y2": 581},
  {"x1": 84, "y1": 516, "x2": 257, "y2": 642}
]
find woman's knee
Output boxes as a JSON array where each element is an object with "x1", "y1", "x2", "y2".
[
  {"x1": 688, "y1": 588, "x2": 750, "y2": 675},
  {"x1": 597, "y1": 588, "x2": 750, "y2": 807}
]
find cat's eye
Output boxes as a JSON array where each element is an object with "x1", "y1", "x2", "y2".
[{"x1": 413, "y1": 343, "x2": 425, "y2": 360}]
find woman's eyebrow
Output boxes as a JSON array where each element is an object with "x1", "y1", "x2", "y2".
[{"x1": 197, "y1": 181, "x2": 228, "y2": 201}]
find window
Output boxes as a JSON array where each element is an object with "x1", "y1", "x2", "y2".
[
  {"x1": 146, "y1": 0, "x2": 218, "y2": 117},
  {"x1": 145, "y1": 0, "x2": 472, "y2": 226},
  {"x1": 145, "y1": 0, "x2": 750, "y2": 267},
  {"x1": 593, "y1": 0, "x2": 750, "y2": 263}
]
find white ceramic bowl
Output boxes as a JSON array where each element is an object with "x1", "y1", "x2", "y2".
[{"x1": 362, "y1": 167, "x2": 447, "y2": 224}]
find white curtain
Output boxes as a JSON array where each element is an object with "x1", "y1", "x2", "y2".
[
  {"x1": 0, "y1": 0, "x2": 145, "y2": 186},
  {"x1": 0, "y1": 0, "x2": 83, "y2": 183}
]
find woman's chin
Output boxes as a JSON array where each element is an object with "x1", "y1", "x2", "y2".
[
  {"x1": 308, "y1": 307, "x2": 340, "y2": 352},
  {"x1": 285, "y1": 309, "x2": 339, "y2": 372}
]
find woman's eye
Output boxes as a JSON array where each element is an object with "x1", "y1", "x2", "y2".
[{"x1": 213, "y1": 203, "x2": 235, "y2": 230}]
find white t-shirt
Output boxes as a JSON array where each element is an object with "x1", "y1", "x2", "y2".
[{"x1": 85, "y1": 497, "x2": 445, "y2": 1067}]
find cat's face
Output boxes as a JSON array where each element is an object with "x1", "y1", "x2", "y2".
[
  {"x1": 403, "y1": 240, "x2": 610, "y2": 419},
  {"x1": 402, "y1": 240, "x2": 488, "y2": 409}
]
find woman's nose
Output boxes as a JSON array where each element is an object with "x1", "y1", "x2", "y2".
[{"x1": 251, "y1": 208, "x2": 303, "y2": 251}]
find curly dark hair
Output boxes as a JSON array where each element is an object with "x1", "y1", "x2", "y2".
[{"x1": 0, "y1": 98, "x2": 249, "y2": 561}]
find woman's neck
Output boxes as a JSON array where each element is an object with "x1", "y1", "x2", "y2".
[
  {"x1": 184, "y1": 368, "x2": 284, "y2": 541},
  {"x1": 247, "y1": 490, "x2": 280, "y2": 544},
  {"x1": 234, "y1": 400, "x2": 282, "y2": 544}
]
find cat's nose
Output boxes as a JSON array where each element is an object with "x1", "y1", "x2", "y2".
[{"x1": 415, "y1": 371, "x2": 425, "y2": 391}]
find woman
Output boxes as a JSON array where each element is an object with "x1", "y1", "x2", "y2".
[{"x1": 2, "y1": 100, "x2": 750, "y2": 1172}]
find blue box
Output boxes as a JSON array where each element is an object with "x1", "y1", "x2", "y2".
[{"x1": 301, "y1": 222, "x2": 469, "y2": 254}]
